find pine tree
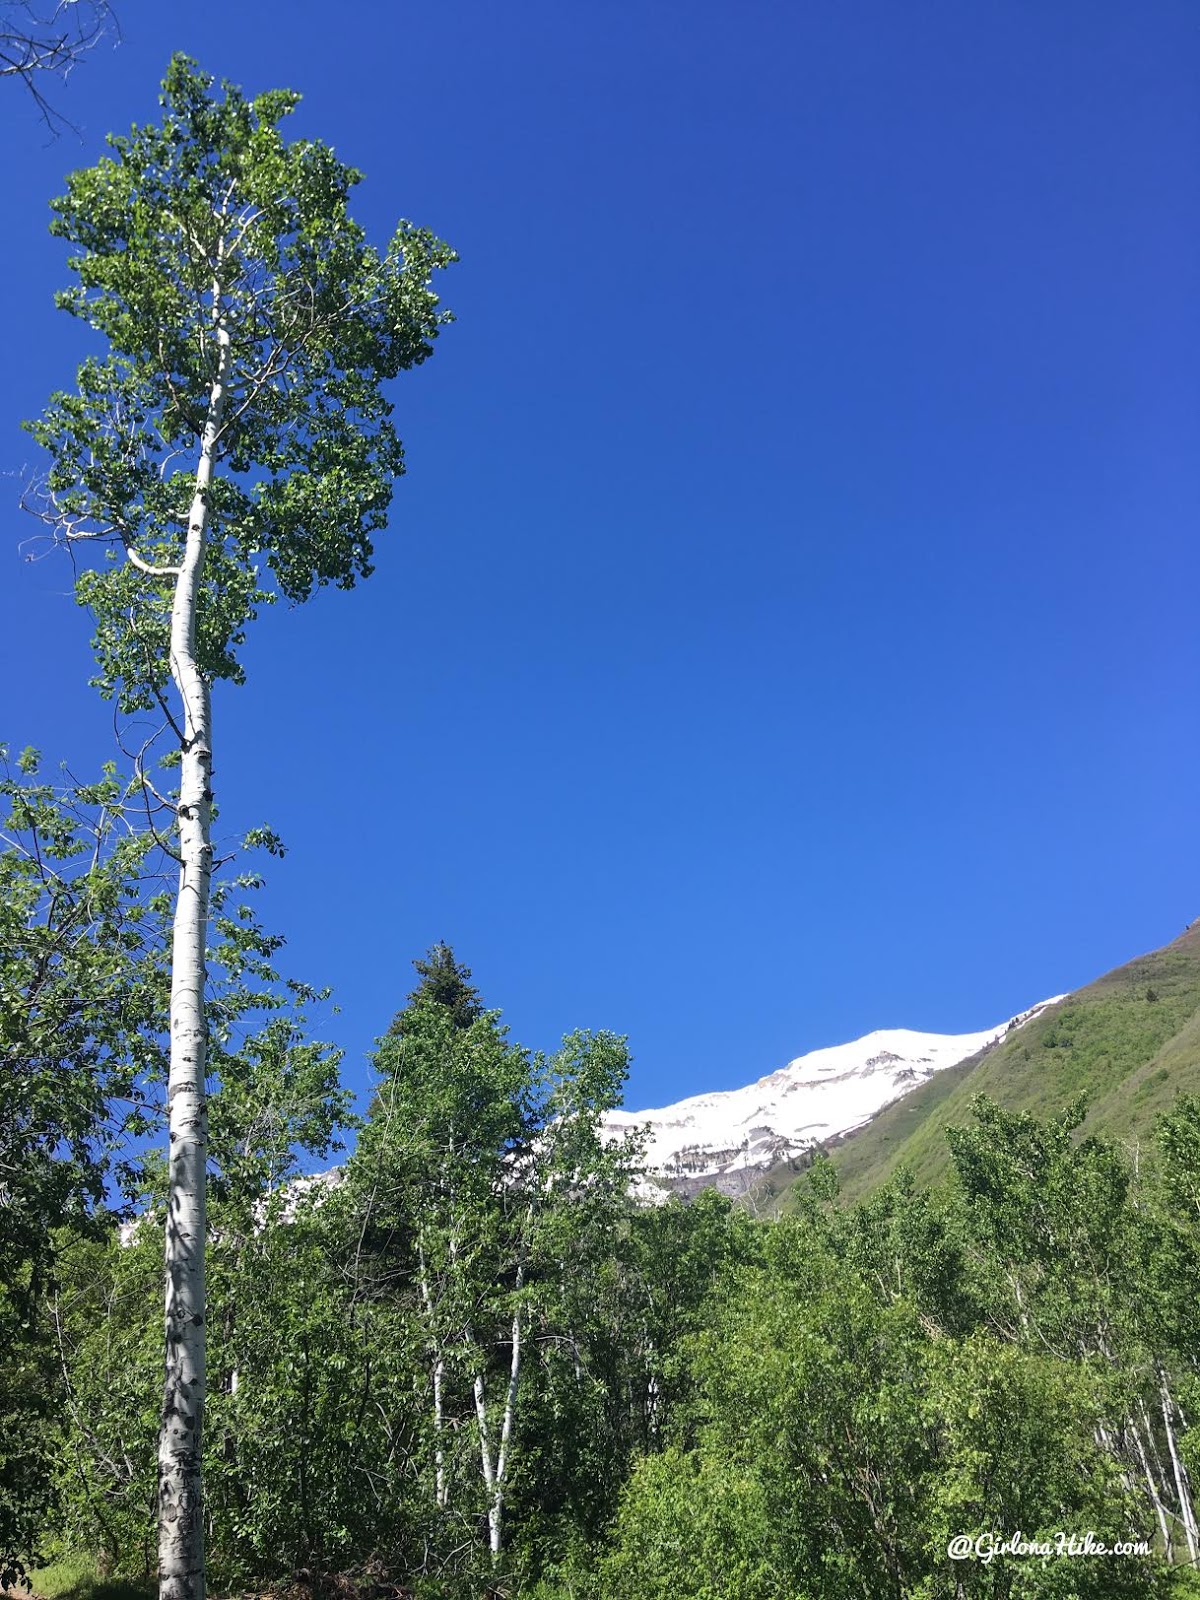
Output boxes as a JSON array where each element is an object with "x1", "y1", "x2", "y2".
[{"x1": 388, "y1": 942, "x2": 484, "y2": 1036}]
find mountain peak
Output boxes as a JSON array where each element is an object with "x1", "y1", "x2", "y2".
[{"x1": 605, "y1": 999, "x2": 1063, "y2": 1198}]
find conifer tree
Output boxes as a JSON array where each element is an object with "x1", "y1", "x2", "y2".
[{"x1": 389, "y1": 942, "x2": 484, "y2": 1036}]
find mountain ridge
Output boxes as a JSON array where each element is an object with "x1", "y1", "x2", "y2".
[
  {"x1": 817, "y1": 920, "x2": 1200, "y2": 1206},
  {"x1": 606, "y1": 922, "x2": 1200, "y2": 1208},
  {"x1": 605, "y1": 999, "x2": 1061, "y2": 1200}
]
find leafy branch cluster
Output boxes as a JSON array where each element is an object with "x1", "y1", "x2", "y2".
[{"x1": 25, "y1": 55, "x2": 455, "y2": 711}]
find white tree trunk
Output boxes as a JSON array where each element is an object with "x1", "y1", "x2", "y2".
[
  {"x1": 473, "y1": 1266, "x2": 524, "y2": 1561},
  {"x1": 1129, "y1": 1416, "x2": 1173, "y2": 1560},
  {"x1": 157, "y1": 311, "x2": 230, "y2": 1600},
  {"x1": 431, "y1": 1354, "x2": 447, "y2": 1509},
  {"x1": 417, "y1": 1242, "x2": 448, "y2": 1509},
  {"x1": 1160, "y1": 1370, "x2": 1199, "y2": 1564},
  {"x1": 489, "y1": 1299, "x2": 523, "y2": 1558}
]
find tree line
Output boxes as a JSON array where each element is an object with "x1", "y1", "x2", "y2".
[{"x1": 4, "y1": 886, "x2": 1200, "y2": 1597}]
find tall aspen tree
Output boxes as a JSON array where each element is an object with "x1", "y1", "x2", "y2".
[{"x1": 27, "y1": 56, "x2": 454, "y2": 1600}]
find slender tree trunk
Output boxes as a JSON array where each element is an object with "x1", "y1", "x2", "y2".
[
  {"x1": 1138, "y1": 1397, "x2": 1181, "y2": 1551},
  {"x1": 473, "y1": 1269, "x2": 524, "y2": 1561},
  {"x1": 489, "y1": 1294, "x2": 523, "y2": 1558},
  {"x1": 416, "y1": 1241, "x2": 448, "y2": 1509},
  {"x1": 431, "y1": 1354, "x2": 447, "y2": 1508},
  {"x1": 1129, "y1": 1416, "x2": 1173, "y2": 1560},
  {"x1": 157, "y1": 306, "x2": 230, "y2": 1600},
  {"x1": 1160, "y1": 1369, "x2": 1199, "y2": 1564}
]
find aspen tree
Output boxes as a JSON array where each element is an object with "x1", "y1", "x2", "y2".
[{"x1": 27, "y1": 56, "x2": 454, "y2": 1600}]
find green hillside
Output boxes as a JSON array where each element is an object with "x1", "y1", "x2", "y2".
[{"x1": 813, "y1": 921, "x2": 1200, "y2": 1206}]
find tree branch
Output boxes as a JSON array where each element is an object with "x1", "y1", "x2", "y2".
[{"x1": 1, "y1": 1, "x2": 119, "y2": 134}]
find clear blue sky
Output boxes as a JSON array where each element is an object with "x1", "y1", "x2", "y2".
[{"x1": 2, "y1": 1, "x2": 1197, "y2": 1115}]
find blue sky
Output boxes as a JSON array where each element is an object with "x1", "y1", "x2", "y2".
[{"x1": 2, "y1": 1, "x2": 1197, "y2": 1114}]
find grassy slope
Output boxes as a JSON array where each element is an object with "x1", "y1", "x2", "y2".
[{"x1": 815, "y1": 922, "x2": 1200, "y2": 1207}]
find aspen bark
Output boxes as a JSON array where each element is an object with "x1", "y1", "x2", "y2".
[
  {"x1": 417, "y1": 1241, "x2": 448, "y2": 1509},
  {"x1": 489, "y1": 1296, "x2": 523, "y2": 1558},
  {"x1": 157, "y1": 305, "x2": 230, "y2": 1600},
  {"x1": 431, "y1": 1354, "x2": 447, "y2": 1509},
  {"x1": 1129, "y1": 1416, "x2": 1173, "y2": 1560},
  {"x1": 1160, "y1": 1370, "x2": 1199, "y2": 1564},
  {"x1": 473, "y1": 1266, "x2": 524, "y2": 1560}
]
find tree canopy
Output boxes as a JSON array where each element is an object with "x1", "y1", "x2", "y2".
[{"x1": 27, "y1": 52, "x2": 456, "y2": 710}]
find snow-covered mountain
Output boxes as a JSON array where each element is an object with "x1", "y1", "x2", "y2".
[{"x1": 605, "y1": 998, "x2": 1064, "y2": 1199}]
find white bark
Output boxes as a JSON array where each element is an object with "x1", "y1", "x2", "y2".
[
  {"x1": 157, "y1": 301, "x2": 231, "y2": 1600},
  {"x1": 431, "y1": 1354, "x2": 447, "y2": 1509},
  {"x1": 1129, "y1": 1416, "x2": 1173, "y2": 1559},
  {"x1": 417, "y1": 1242, "x2": 448, "y2": 1509},
  {"x1": 1139, "y1": 1397, "x2": 1179, "y2": 1550},
  {"x1": 490, "y1": 1294, "x2": 523, "y2": 1557},
  {"x1": 473, "y1": 1370, "x2": 494, "y2": 1495},
  {"x1": 1160, "y1": 1370, "x2": 1199, "y2": 1564},
  {"x1": 473, "y1": 1266, "x2": 524, "y2": 1561}
]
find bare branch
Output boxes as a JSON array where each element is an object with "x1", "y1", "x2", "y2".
[{"x1": 0, "y1": 1, "x2": 120, "y2": 134}]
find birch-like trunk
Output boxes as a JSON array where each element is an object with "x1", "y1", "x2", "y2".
[
  {"x1": 473, "y1": 1266, "x2": 524, "y2": 1561},
  {"x1": 1129, "y1": 1416, "x2": 1173, "y2": 1559},
  {"x1": 1160, "y1": 1370, "x2": 1199, "y2": 1564},
  {"x1": 157, "y1": 307, "x2": 231, "y2": 1600},
  {"x1": 417, "y1": 1241, "x2": 448, "y2": 1509}
]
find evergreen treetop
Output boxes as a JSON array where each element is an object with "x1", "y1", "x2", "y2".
[{"x1": 389, "y1": 942, "x2": 484, "y2": 1035}]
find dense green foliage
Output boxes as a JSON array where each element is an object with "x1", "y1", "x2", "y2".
[
  {"x1": 26, "y1": 54, "x2": 455, "y2": 712},
  {"x1": 0, "y1": 748, "x2": 166, "y2": 1588},
  {"x1": 7, "y1": 926, "x2": 1200, "y2": 1598},
  {"x1": 0, "y1": 751, "x2": 343, "y2": 1589}
]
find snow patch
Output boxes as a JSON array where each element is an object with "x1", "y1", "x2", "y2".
[{"x1": 604, "y1": 997, "x2": 1064, "y2": 1188}]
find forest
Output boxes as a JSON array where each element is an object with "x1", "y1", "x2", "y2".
[
  {"x1": 4, "y1": 25, "x2": 1200, "y2": 1600},
  {"x1": 6, "y1": 803, "x2": 1200, "y2": 1598}
]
